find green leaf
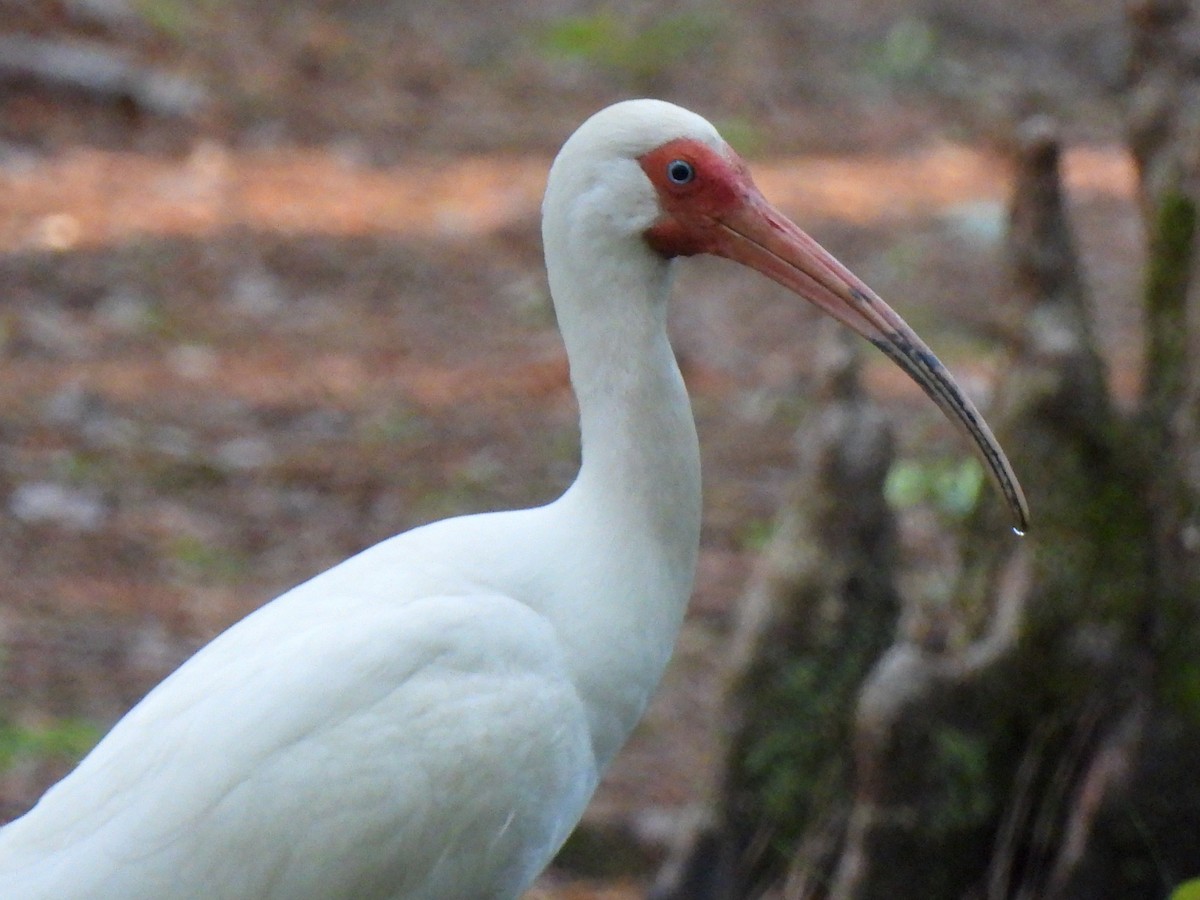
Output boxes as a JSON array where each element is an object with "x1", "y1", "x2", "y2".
[
  {"x1": 885, "y1": 456, "x2": 984, "y2": 519},
  {"x1": 1169, "y1": 878, "x2": 1200, "y2": 900}
]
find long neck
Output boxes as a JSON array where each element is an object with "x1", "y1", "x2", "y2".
[
  {"x1": 564, "y1": 271, "x2": 701, "y2": 596},
  {"x1": 536, "y1": 233, "x2": 702, "y2": 765}
]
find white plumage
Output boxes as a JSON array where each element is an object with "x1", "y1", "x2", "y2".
[{"x1": 0, "y1": 99, "x2": 1025, "y2": 899}]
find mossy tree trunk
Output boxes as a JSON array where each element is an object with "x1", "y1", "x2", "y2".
[
  {"x1": 652, "y1": 2, "x2": 1200, "y2": 897},
  {"x1": 651, "y1": 327, "x2": 901, "y2": 899}
]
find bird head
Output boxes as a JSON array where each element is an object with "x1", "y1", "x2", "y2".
[{"x1": 545, "y1": 99, "x2": 1028, "y2": 533}]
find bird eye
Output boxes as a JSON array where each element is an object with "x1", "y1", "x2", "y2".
[{"x1": 666, "y1": 159, "x2": 695, "y2": 185}]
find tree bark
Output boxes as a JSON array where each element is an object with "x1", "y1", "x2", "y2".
[
  {"x1": 651, "y1": 2, "x2": 1200, "y2": 896},
  {"x1": 651, "y1": 327, "x2": 900, "y2": 899}
]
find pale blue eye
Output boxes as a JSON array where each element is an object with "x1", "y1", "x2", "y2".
[{"x1": 667, "y1": 159, "x2": 695, "y2": 184}]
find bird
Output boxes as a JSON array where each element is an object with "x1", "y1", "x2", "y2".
[{"x1": 0, "y1": 99, "x2": 1028, "y2": 899}]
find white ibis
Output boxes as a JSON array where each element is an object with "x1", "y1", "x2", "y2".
[{"x1": 0, "y1": 100, "x2": 1027, "y2": 899}]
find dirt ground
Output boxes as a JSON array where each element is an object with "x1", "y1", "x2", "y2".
[{"x1": 0, "y1": 1, "x2": 1142, "y2": 895}]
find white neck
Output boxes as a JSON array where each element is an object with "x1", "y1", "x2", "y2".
[
  {"x1": 532, "y1": 213, "x2": 702, "y2": 766},
  {"x1": 556, "y1": 248, "x2": 701, "y2": 588}
]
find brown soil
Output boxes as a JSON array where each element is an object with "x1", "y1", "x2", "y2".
[{"x1": 0, "y1": 1, "x2": 1140, "y2": 896}]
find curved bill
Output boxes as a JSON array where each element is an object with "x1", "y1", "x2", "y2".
[{"x1": 713, "y1": 189, "x2": 1030, "y2": 534}]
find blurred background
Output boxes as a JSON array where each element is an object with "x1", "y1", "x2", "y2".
[{"x1": 3, "y1": 1, "x2": 1195, "y2": 898}]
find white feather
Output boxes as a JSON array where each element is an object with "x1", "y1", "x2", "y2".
[{"x1": 0, "y1": 98, "x2": 726, "y2": 899}]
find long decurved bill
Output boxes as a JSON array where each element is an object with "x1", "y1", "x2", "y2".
[{"x1": 715, "y1": 190, "x2": 1030, "y2": 534}]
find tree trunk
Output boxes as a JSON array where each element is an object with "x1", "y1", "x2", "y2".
[
  {"x1": 651, "y1": 327, "x2": 900, "y2": 899},
  {"x1": 651, "y1": 2, "x2": 1200, "y2": 897}
]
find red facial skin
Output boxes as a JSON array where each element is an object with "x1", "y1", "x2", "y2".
[
  {"x1": 636, "y1": 138, "x2": 1030, "y2": 534},
  {"x1": 639, "y1": 139, "x2": 756, "y2": 258},
  {"x1": 638, "y1": 139, "x2": 871, "y2": 309}
]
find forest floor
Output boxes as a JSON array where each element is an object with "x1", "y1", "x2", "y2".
[{"x1": 0, "y1": 1, "x2": 1141, "y2": 895}]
